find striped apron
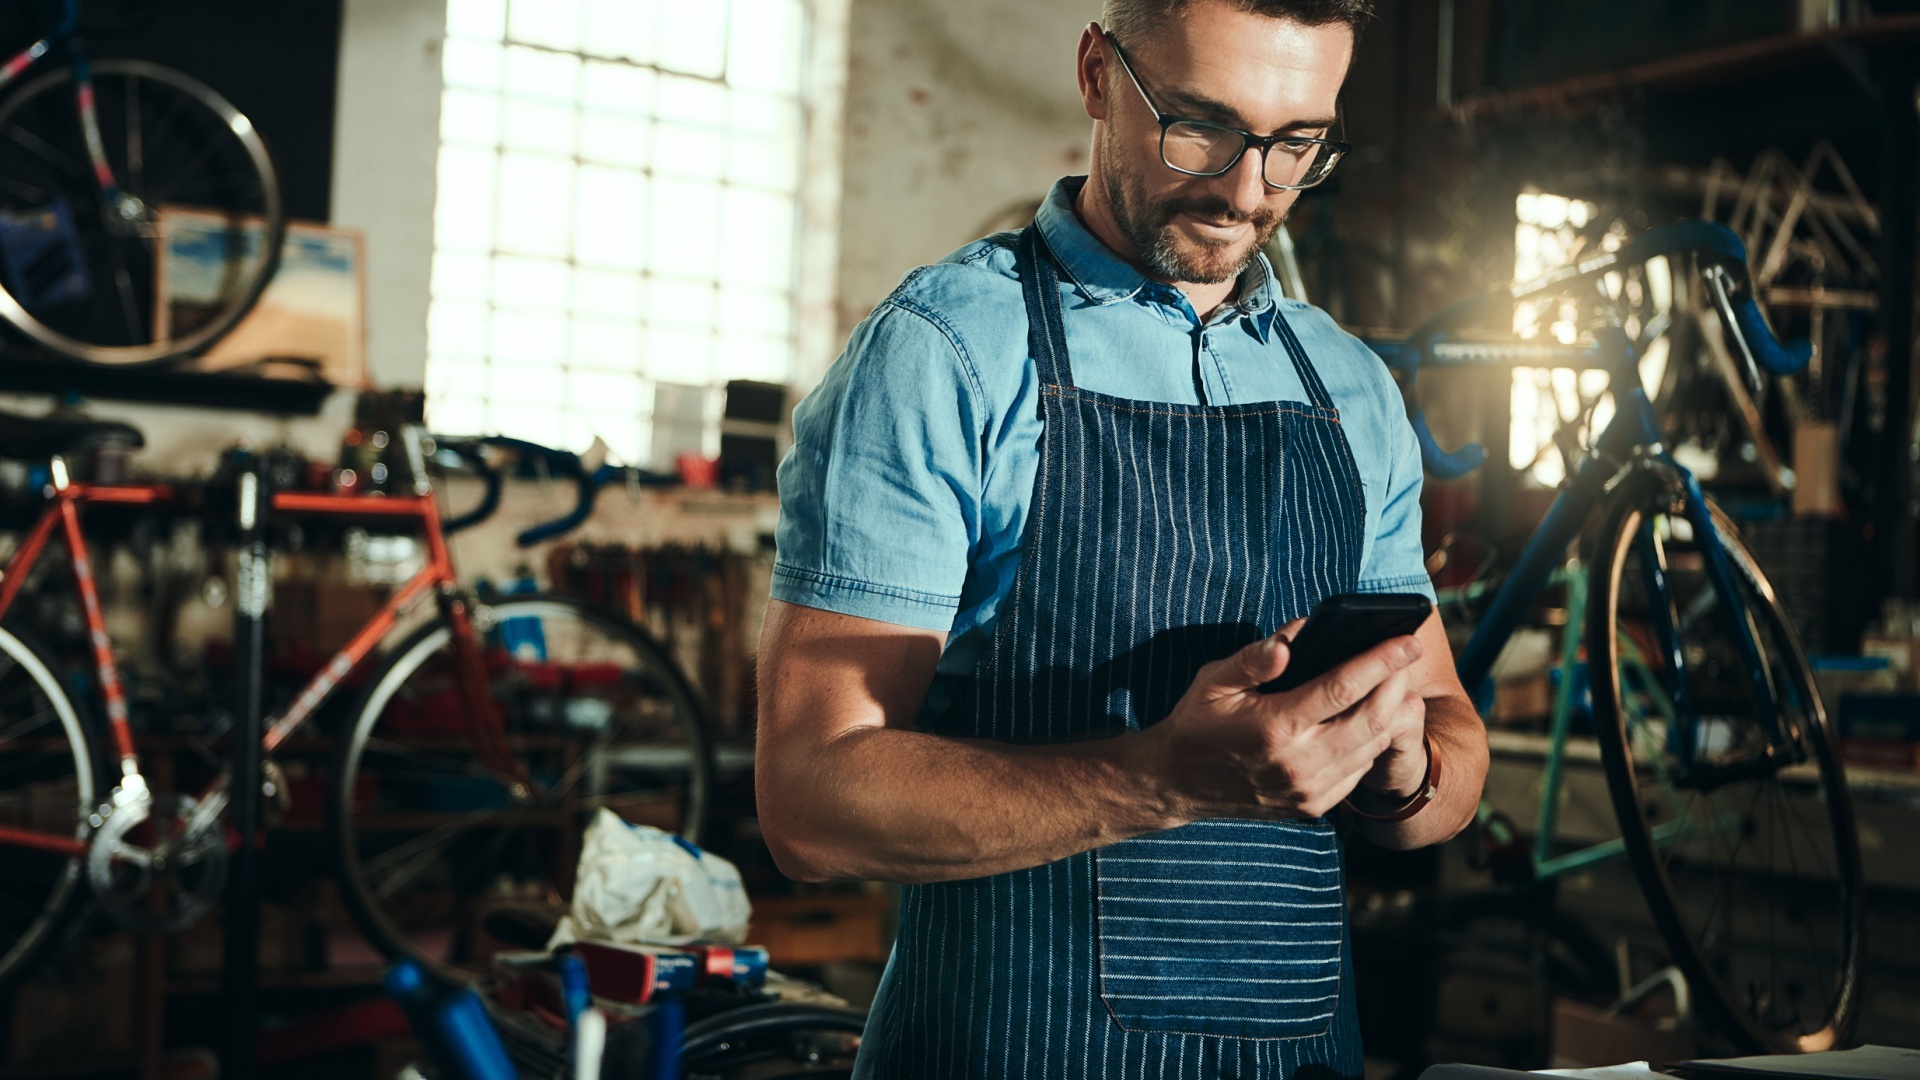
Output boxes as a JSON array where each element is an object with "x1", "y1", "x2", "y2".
[{"x1": 853, "y1": 225, "x2": 1367, "y2": 1078}]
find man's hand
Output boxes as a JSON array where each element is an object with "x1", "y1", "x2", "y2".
[{"x1": 1140, "y1": 625, "x2": 1428, "y2": 821}]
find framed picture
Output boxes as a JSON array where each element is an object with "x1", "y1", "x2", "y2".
[{"x1": 156, "y1": 208, "x2": 367, "y2": 388}]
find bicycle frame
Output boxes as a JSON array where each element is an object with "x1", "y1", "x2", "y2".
[
  {"x1": 1447, "y1": 329, "x2": 1789, "y2": 880},
  {"x1": 0, "y1": 1, "x2": 126, "y2": 211},
  {"x1": 0, "y1": 461, "x2": 525, "y2": 861}
]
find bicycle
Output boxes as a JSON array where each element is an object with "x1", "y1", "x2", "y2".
[
  {"x1": 1386, "y1": 220, "x2": 1863, "y2": 1054},
  {"x1": 0, "y1": 413, "x2": 716, "y2": 988},
  {"x1": 0, "y1": 0, "x2": 283, "y2": 365}
]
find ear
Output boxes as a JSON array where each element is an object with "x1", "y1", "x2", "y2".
[{"x1": 1077, "y1": 22, "x2": 1111, "y2": 122}]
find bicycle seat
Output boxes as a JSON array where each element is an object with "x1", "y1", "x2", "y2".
[{"x1": 0, "y1": 407, "x2": 144, "y2": 461}]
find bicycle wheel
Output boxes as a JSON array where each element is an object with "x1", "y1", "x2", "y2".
[
  {"x1": 0, "y1": 622, "x2": 97, "y2": 990},
  {"x1": 328, "y1": 595, "x2": 716, "y2": 980},
  {"x1": 1589, "y1": 467, "x2": 1862, "y2": 1051},
  {"x1": 0, "y1": 59, "x2": 283, "y2": 365}
]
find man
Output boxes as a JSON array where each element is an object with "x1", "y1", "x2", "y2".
[{"x1": 757, "y1": 0, "x2": 1487, "y2": 1075}]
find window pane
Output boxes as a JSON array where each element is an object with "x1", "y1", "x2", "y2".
[
  {"x1": 508, "y1": 0, "x2": 582, "y2": 51},
  {"x1": 442, "y1": 39, "x2": 503, "y2": 90},
  {"x1": 645, "y1": 327, "x2": 714, "y2": 382},
  {"x1": 441, "y1": 87, "x2": 501, "y2": 147},
  {"x1": 572, "y1": 267, "x2": 643, "y2": 317},
  {"x1": 647, "y1": 179, "x2": 719, "y2": 280},
  {"x1": 568, "y1": 368, "x2": 645, "y2": 413},
  {"x1": 583, "y1": 62, "x2": 653, "y2": 118},
  {"x1": 426, "y1": 355, "x2": 486, "y2": 399},
  {"x1": 495, "y1": 153, "x2": 573, "y2": 258},
  {"x1": 502, "y1": 99, "x2": 576, "y2": 156},
  {"x1": 656, "y1": 1, "x2": 728, "y2": 78},
  {"x1": 434, "y1": 145, "x2": 497, "y2": 253},
  {"x1": 492, "y1": 254, "x2": 569, "y2": 311},
  {"x1": 720, "y1": 188, "x2": 793, "y2": 288},
  {"x1": 490, "y1": 309, "x2": 567, "y2": 367},
  {"x1": 716, "y1": 334, "x2": 789, "y2": 382},
  {"x1": 720, "y1": 286, "x2": 792, "y2": 336},
  {"x1": 647, "y1": 276, "x2": 716, "y2": 329},
  {"x1": 504, "y1": 45, "x2": 581, "y2": 103},
  {"x1": 656, "y1": 74, "x2": 727, "y2": 127},
  {"x1": 584, "y1": 0, "x2": 654, "y2": 65},
  {"x1": 574, "y1": 165, "x2": 647, "y2": 270},
  {"x1": 428, "y1": 395, "x2": 488, "y2": 436},
  {"x1": 653, "y1": 123, "x2": 724, "y2": 181},
  {"x1": 447, "y1": 0, "x2": 507, "y2": 41},
  {"x1": 431, "y1": 251, "x2": 490, "y2": 300},
  {"x1": 570, "y1": 317, "x2": 644, "y2": 371},
  {"x1": 727, "y1": 0, "x2": 803, "y2": 94},
  {"x1": 429, "y1": 300, "x2": 489, "y2": 355},
  {"x1": 581, "y1": 113, "x2": 649, "y2": 167}
]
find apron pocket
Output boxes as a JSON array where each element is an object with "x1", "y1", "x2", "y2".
[{"x1": 1094, "y1": 818, "x2": 1344, "y2": 1040}]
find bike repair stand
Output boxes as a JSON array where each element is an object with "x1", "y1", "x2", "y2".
[{"x1": 222, "y1": 452, "x2": 269, "y2": 1080}]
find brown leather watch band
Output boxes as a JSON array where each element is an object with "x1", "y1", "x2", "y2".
[{"x1": 1343, "y1": 734, "x2": 1439, "y2": 823}]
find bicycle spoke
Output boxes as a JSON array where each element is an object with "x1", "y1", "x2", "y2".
[
  {"x1": 4, "y1": 123, "x2": 85, "y2": 179},
  {"x1": 123, "y1": 77, "x2": 143, "y2": 192}
]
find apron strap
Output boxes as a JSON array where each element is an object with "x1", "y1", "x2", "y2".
[
  {"x1": 1017, "y1": 225, "x2": 1077, "y2": 390},
  {"x1": 1270, "y1": 307, "x2": 1338, "y2": 412}
]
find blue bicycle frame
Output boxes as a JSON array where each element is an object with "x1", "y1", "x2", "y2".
[{"x1": 1387, "y1": 221, "x2": 1813, "y2": 870}]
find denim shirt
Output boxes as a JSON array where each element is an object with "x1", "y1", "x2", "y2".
[{"x1": 773, "y1": 177, "x2": 1433, "y2": 700}]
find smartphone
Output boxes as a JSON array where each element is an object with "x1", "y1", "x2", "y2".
[{"x1": 1259, "y1": 593, "x2": 1433, "y2": 694}]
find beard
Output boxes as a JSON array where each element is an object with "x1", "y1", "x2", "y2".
[{"x1": 1100, "y1": 126, "x2": 1285, "y2": 286}]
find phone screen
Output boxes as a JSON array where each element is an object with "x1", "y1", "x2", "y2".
[{"x1": 1259, "y1": 593, "x2": 1433, "y2": 694}]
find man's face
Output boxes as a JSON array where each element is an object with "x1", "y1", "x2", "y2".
[{"x1": 1097, "y1": 2, "x2": 1353, "y2": 285}]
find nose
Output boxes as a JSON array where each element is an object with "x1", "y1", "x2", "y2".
[{"x1": 1218, "y1": 144, "x2": 1269, "y2": 217}]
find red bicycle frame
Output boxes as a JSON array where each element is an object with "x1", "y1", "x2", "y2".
[{"x1": 0, "y1": 468, "x2": 527, "y2": 861}]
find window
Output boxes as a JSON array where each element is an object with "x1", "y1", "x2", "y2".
[
  {"x1": 1507, "y1": 191, "x2": 1671, "y2": 488},
  {"x1": 424, "y1": 0, "x2": 810, "y2": 466}
]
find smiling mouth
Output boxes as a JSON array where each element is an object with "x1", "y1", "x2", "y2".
[{"x1": 1178, "y1": 212, "x2": 1251, "y2": 235}]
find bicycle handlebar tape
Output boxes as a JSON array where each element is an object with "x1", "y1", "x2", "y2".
[{"x1": 1731, "y1": 293, "x2": 1814, "y2": 377}]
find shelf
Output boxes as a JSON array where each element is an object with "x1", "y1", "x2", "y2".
[
  {"x1": 1456, "y1": 14, "x2": 1920, "y2": 119},
  {"x1": 166, "y1": 967, "x2": 387, "y2": 995},
  {"x1": 0, "y1": 347, "x2": 337, "y2": 415}
]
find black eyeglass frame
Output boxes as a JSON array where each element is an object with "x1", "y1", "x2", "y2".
[{"x1": 1103, "y1": 30, "x2": 1351, "y2": 192}]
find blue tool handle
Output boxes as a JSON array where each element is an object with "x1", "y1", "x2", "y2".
[{"x1": 1412, "y1": 411, "x2": 1486, "y2": 480}]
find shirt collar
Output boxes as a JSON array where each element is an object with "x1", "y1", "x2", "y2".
[{"x1": 1034, "y1": 176, "x2": 1280, "y2": 342}]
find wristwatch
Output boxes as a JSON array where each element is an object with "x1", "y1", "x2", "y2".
[{"x1": 1343, "y1": 735, "x2": 1439, "y2": 823}]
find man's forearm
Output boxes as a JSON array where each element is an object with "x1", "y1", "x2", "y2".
[
  {"x1": 1353, "y1": 693, "x2": 1487, "y2": 850},
  {"x1": 759, "y1": 726, "x2": 1183, "y2": 884}
]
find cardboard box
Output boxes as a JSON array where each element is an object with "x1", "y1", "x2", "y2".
[
  {"x1": 1792, "y1": 422, "x2": 1842, "y2": 518},
  {"x1": 748, "y1": 892, "x2": 892, "y2": 968},
  {"x1": 9, "y1": 934, "x2": 135, "y2": 1064},
  {"x1": 1549, "y1": 997, "x2": 1694, "y2": 1070}
]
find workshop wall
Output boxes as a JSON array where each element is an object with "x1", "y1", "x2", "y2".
[{"x1": 834, "y1": 0, "x2": 1101, "y2": 338}]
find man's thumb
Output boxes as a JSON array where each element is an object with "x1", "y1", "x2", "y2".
[{"x1": 1203, "y1": 633, "x2": 1291, "y2": 694}]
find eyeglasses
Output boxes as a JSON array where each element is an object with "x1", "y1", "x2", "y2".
[{"x1": 1104, "y1": 31, "x2": 1349, "y2": 191}]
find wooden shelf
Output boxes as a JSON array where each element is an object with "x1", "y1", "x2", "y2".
[
  {"x1": 165, "y1": 968, "x2": 387, "y2": 995},
  {"x1": 1455, "y1": 14, "x2": 1920, "y2": 118}
]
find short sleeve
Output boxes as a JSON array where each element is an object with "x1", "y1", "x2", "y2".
[
  {"x1": 1355, "y1": 401, "x2": 1436, "y2": 601},
  {"x1": 772, "y1": 295, "x2": 983, "y2": 631}
]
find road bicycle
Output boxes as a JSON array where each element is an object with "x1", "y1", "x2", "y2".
[
  {"x1": 0, "y1": 414, "x2": 715, "y2": 987},
  {"x1": 0, "y1": 0, "x2": 282, "y2": 364},
  {"x1": 1385, "y1": 220, "x2": 1863, "y2": 1054}
]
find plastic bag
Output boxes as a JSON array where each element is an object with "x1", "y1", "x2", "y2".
[{"x1": 547, "y1": 808, "x2": 750, "y2": 949}]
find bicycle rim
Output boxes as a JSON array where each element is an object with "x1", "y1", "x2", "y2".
[
  {"x1": 329, "y1": 596, "x2": 716, "y2": 980},
  {"x1": 0, "y1": 624, "x2": 96, "y2": 990},
  {"x1": 0, "y1": 59, "x2": 283, "y2": 365},
  {"x1": 1589, "y1": 472, "x2": 1863, "y2": 1051}
]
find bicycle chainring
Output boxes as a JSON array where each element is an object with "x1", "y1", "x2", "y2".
[{"x1": 87, "y1": 791, "x2": 228, "y2": 934}]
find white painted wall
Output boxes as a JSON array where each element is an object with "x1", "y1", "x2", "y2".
[
  {"x1": 330, "y1": 0, "x2": 449, "y2": 390},
  {"x1": 835, "y1": 0, "x2": 1102, "y2": 337}
]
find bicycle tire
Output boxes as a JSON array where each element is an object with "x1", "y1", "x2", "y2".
[
  {"x1": 0, "y1": 59, "x2": 284, "y2": 365},
  {"x1": 1588, "y1": 468, "x2": 1863, "y2": 1052},
  {"x1": 0, "y1": 621, "x2": 98, "y2": 991},
  {"x1": 328, "y1": 595, "x2": 717, "y2": 982}
]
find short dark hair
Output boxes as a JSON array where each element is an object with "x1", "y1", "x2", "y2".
[{"x1": 1101, "y1": 0, "x2": 1374, "y2": 47}]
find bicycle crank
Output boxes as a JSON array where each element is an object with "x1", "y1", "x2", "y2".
[{"x1": 88, "y1": 790, "x2": 228, "y2": 933}]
